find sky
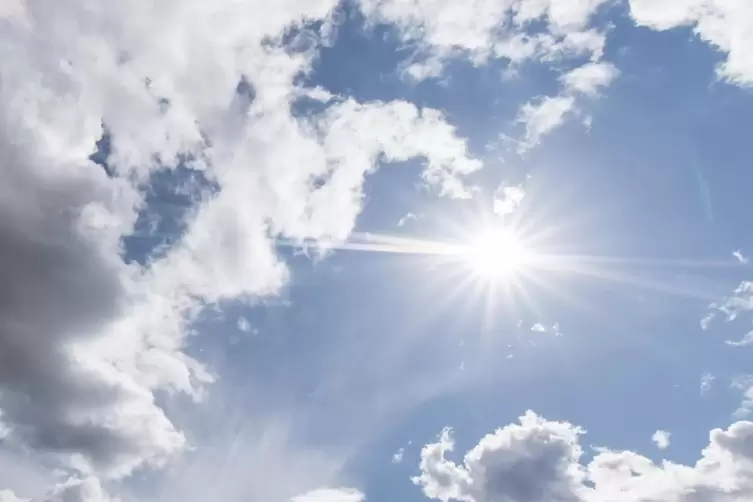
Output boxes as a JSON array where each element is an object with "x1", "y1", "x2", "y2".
[{"x1": 3, "y1": 1, "x2": 753, "y2": 501}]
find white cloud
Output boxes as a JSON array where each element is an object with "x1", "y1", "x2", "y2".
[
  {"x1": 732, "y1": 376, "x2": 753, "y2": 418},
  {"x1": 415, "y1": 411, "x2": 753, "y2": 502},
  {"x1": 493, "y1": 183, "x2": 525, "y2": 217},
  {"x1": 360, "y1": 0, "x2": 611, "y2": 79},
  {"x1": 398, "y1": 212, "x2": 422, "y2": 227},
  {"x1": 291, "y1": 489, "x2": 364, "y2": 502},
  {"x1": 0, "y1": 478, "x2": 114, "y2": 502},
  {"x1": 529, "y1": 322, "x2": 561, "y2": 335},
  {"x1": 517, "y1": 61, "x2": 618, "y2": 151},
  {"x1": 705, "y1": 281, "x2": 753, "y2": 345},
  {"x1": 393, "y1": 448, "x2": 405, "y2": 464},
  {"x1": 41, "y1": 478, "x2": 115, "y2": 502},
  {"x1": 734, "y1": 250, "x2": 749, "y2": 264},
  {"x1": 359, "y1": 0, "x2": 618, "y2": 148},
  {"x1": 652, "y1": 430, "x2": 672, "y2": 450},
  {"x1": 0, "y1": 491, "x2": 25, "y2": 502},
  {"x1": 701, "y1": 313, "x2": 716, "y2": 330},
  {"x1": 517, "y1": 95, "x2": 577, "y2": 150},
  {"x1": 0, "y1": 0, "x2": 483, "y2": 496},
  {"x1": 531, "y1": 323, "x2": 548, "y2": 333},
  {"x1": 237, "y1": 317, "x2": 252, "y2": 333},
  {"x1": 701, "y1": 372, "x2": 715, "y2": 396},
  {"x1": 561, "y1": 61, "x2": 620, "y2": 96},
  {"x1": 629, "y1": 0, "x2": 753, "y2": 86},
  {"x1": 727, "y1": 332, "x2": 753, "y2": 347}
]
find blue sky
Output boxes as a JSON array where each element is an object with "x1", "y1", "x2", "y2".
[{"x1": 3, "y1": 1, "x2": 753, "y2": 502}]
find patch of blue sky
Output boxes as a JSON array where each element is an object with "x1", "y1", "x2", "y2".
[{"x1": 120, "y1": 166, "x2": 216, "y2": 265}]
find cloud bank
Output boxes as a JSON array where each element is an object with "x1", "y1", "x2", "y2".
[{"x1": 416, "y1": 411, "x2": 753, "y2": 502}]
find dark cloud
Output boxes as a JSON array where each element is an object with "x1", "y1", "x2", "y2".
[{"x1": 0, "y1": 127, "x2": 182, "y2": 476}]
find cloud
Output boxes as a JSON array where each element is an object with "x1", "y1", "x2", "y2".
[
  {"x1": 237, "y1": 317, "x2": 252, "y2": 333},
  {"x1": 40, "y1": 478, "x2": 115, "y2": 502},
  {"x1": 413, "y1": 413, "x2": 586, "y2": 502},
  {"x1": 652, "y1": 430, "x2": 672, "y2": 450},
  {"x1": 0, "y1": 491, "x2": 25, "y2": 502},
  {"x1": 561, "y1": 61, "x2": 620, "y2": 96},
  {"x1": 529, "y1": 322, "x2": 562, "y2": 335},
  {"x1": 398, "y1": 213, "x2": 422, "y2": 227},
  {"x1": 359, "y1": 1, "x2": 618, "y2": 148},
  {"x1": 701, "y1": 372, "x2": 715, "y2": 396},
  {"x1": 701, "y1": 313, "x2": 715, "y2": 330},
  {"x1": 517, "y1": 96, "x2": 577, "y2": 150},
  {"x1": 705, "y1": 281, "x2": 753, "y2": 345},
  {"x1": 292, "y1": 489, "x2": 364, "y2": 502},
  {"x1": 0, "y1": 0, "x2": 483, "y2": 495},
  {"x1": 0, "y1": 478, "x2": 114, "y2": 502},
  {"x1": 360, "y1": 0, "x2": 611, "y2": 79},
  {"x1": 415, "y1": 411, "x2": 753, "y2": 502},
  {"x1": 517, "y1": 61, "x2": 618, "y2": 150},
  {"x1": 734, "y1": 250, "x2": 749, "y2": 264},
  {"x1": 493, "y1": 184, "x2": 525, "y2": 217},
  {"x1": 629, "y1": 0, "x2": 753, "y2": 86},
  {"x1": 732, "y1": 376, "x2": 753, "y2": 418},
  {"x1": 393, "y1": 448, "x2": 405, "y2": 464},
  {"x1": 0, "y1": 102, "x2": 184, "y2": 478}
]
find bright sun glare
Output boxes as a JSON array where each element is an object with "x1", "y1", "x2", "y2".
[{"x1": 464, "y1": 227, "x2": 529, "y2": 280}]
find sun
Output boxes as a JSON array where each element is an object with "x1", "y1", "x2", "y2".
[{"x1": 462, "y1": 227, "x2": 529, "y2": 280}]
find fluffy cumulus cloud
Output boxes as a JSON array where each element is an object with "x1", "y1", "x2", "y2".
[
  {"x1": 629, "y1": 0, "x2": 753, "y2": 87},
  {"x1": 652, "y1": 430, "x2": 672, "y2": 450},
  {"x1": 416, "y1": 411, "x2": 753, "y2": 502},
  {"x1": 0, "y1": 0, "x2": 482, "y2": 496},
  {"x1": 413, "y1": 412, "x2": 587, "y2": 502}
]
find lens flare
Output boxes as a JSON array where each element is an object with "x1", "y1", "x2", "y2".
[{"x1": 463, "y1": 227, "x2": 529, "y2": 280}]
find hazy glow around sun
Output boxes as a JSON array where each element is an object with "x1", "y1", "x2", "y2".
[{"x1": 463, "y1": 227, "x2": 529, "y2": 280}]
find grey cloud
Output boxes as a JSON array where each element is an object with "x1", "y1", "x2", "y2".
[
  {"x1": 39, "y1": 478, "x2": 114, "y2": 502},
  {"x1": 414, "y1": 412, "x2": 586, "y2": 502},
  {"x1": 0, "y1": 135, "x2": 183, "y2": 476}
]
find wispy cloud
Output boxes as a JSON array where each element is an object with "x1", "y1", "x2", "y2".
[
  {"x1": 733, "y1": 250, "x2": 749, "y2": 264},
  {"x1": 700, "y1": 372, "x2": 715, "y2": 397},
  {"x1": 398, "y1": 213, "x2": 423, "y2": 227}
]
